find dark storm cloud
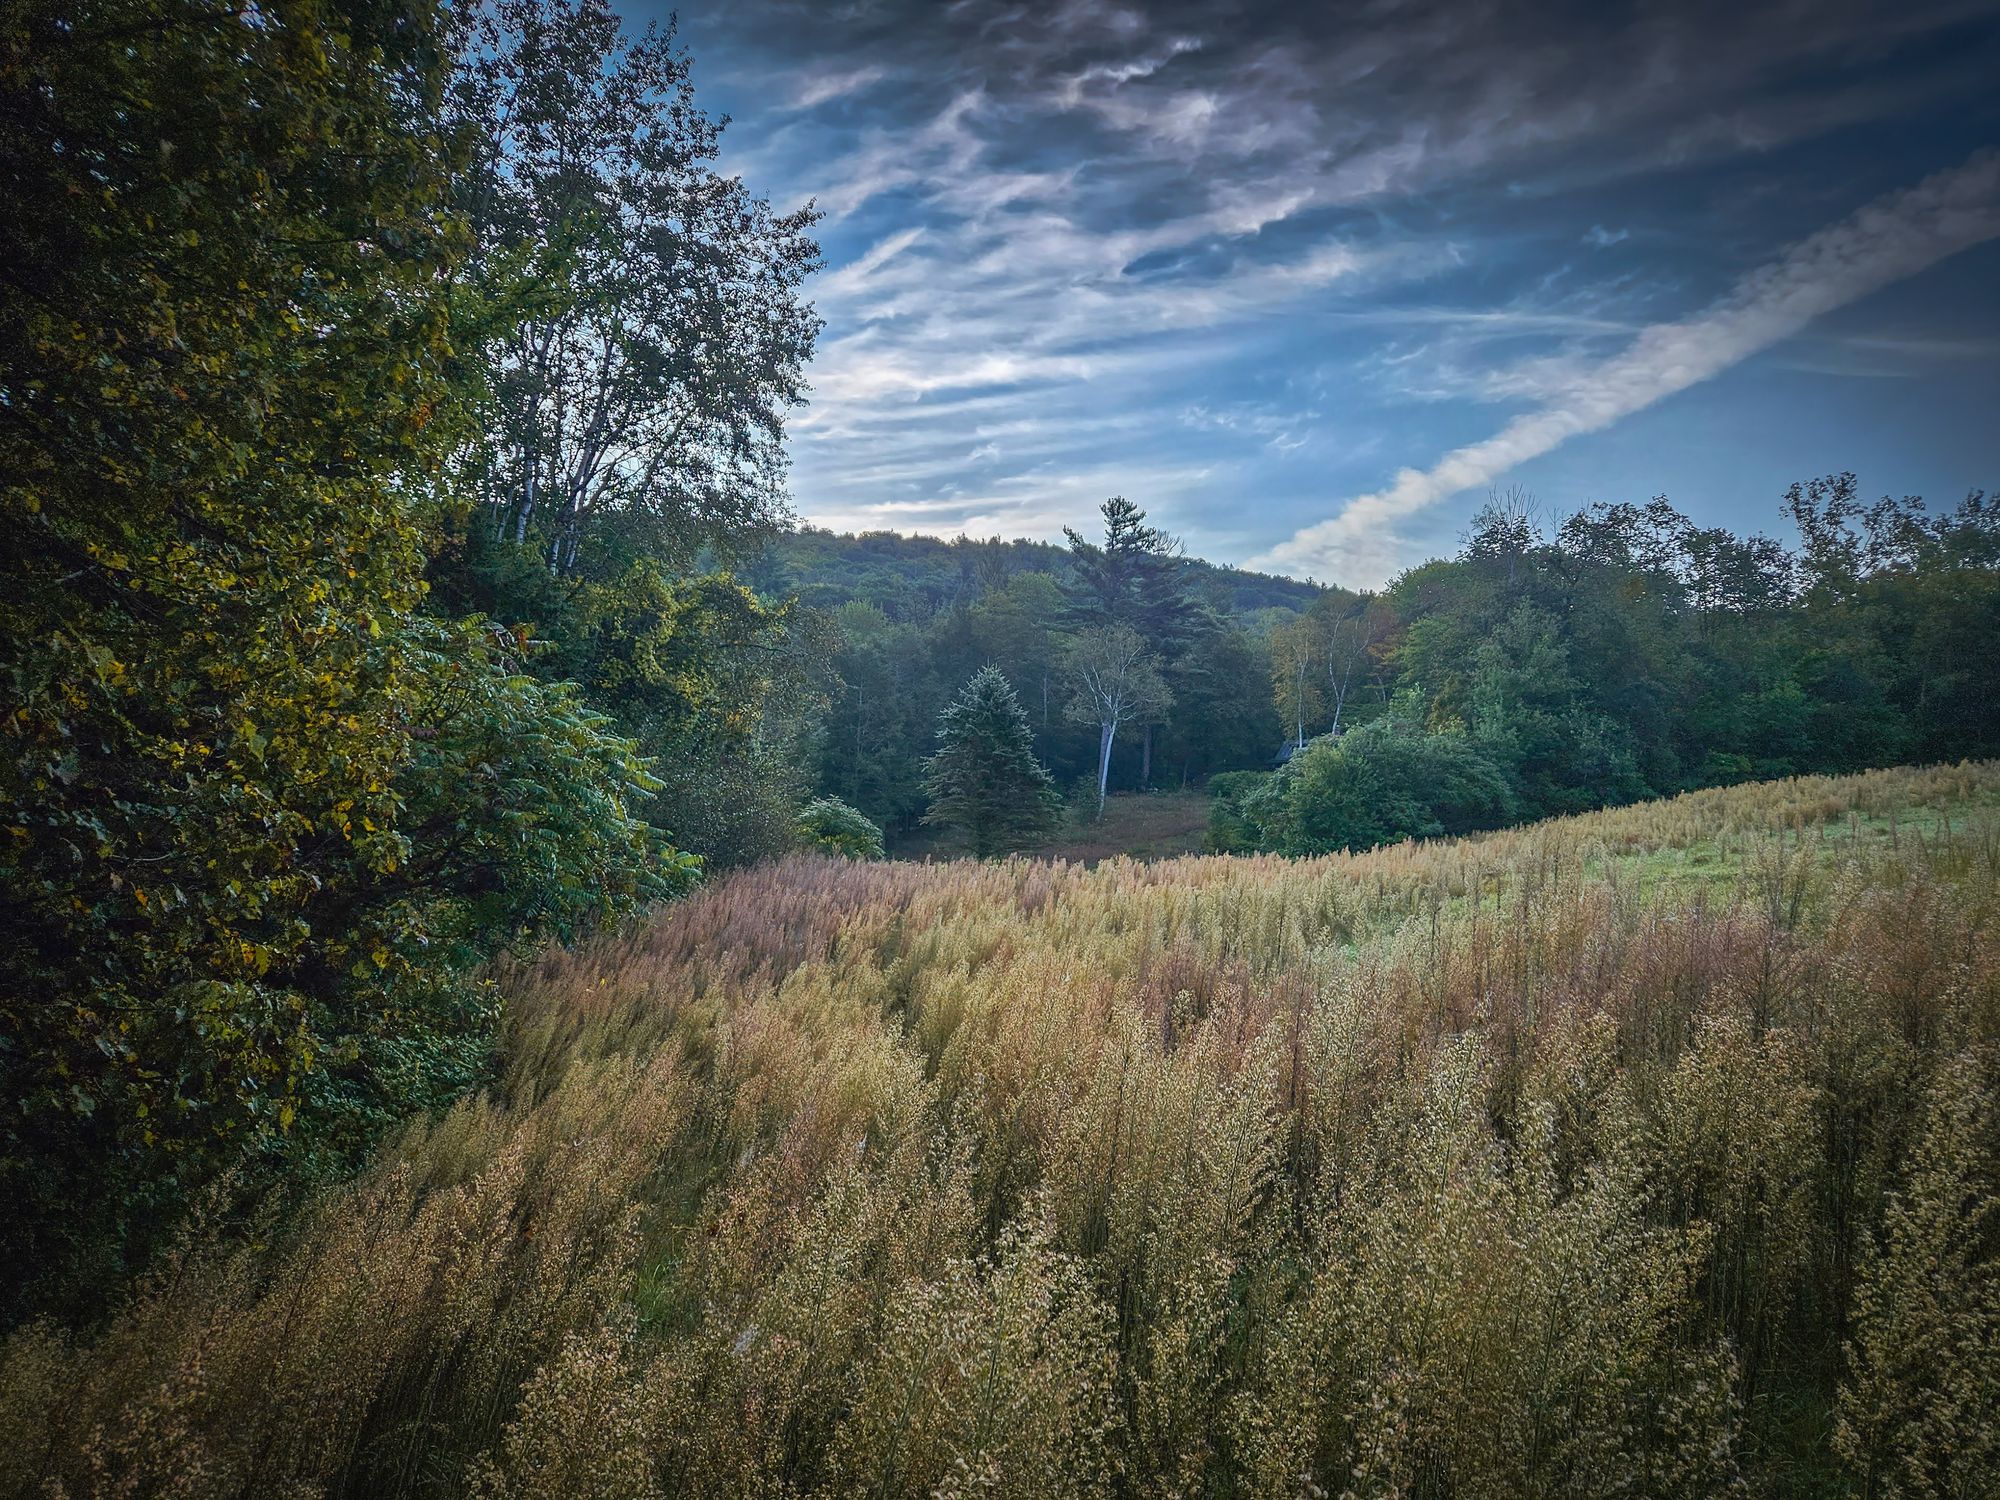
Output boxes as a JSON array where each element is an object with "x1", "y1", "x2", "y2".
[{"x1": 655, "y1": 0, "x2": 2000, "y2": 582}]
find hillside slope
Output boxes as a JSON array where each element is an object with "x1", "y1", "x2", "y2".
[
  {"x1": 740, "y1": 525, "x2": 1323, "y2": 621},
  {"x1": 7, "y1": 765, "x2": 1999, "y2": 1497}
]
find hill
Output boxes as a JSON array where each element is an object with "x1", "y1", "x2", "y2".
[
  {"x1": 7, "y1": 764, "x2": 1999, "y2": 1497},
  {"x1": 739, "y1": 525, "x2": 1324, "y2": 623}
]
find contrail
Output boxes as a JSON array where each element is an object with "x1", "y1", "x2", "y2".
[{"x1": 1249, "y1": 149, "x2": 2000, "y2": 587}]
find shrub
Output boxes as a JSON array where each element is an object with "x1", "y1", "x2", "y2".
[
  {"x1": 1253, "y1": 718, "x2": 1516, "y2": 854},
  {"x1": 795, "y1": 797, "x2": 886, "y2": 859},
  {"x1": 1204, "y1": 770, "x2": 1272, "y2": 852}
]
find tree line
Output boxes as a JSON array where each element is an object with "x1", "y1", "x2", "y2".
[
  {"x1": 1217, "y1": 482, "x2": 2000, "y2": 853},
  {"x1": 775, "y1": 504, "x2": 1286, "y2": 847},
  {"x1": 752, "y1": 477, "x2": 1999, "y2": 865}
]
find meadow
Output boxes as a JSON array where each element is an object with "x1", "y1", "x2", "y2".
[{"x1": 4, "y1": 763, "x2": 1997, "y2": 1498}]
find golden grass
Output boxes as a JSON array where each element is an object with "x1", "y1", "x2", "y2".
[{"x1": 5, "y1": 762, "x2": 1998, "y2": 1497}]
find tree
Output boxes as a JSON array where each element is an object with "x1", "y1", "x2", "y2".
[
  {"x1": 817, "y1": 601, "x2": 943, "y2": 836},
  {"x1": 448, "y1": 0, "x2": 821, "y2": 574},
  {"x1": 1064, "y1": 498, "x2": 1178, "y2": 627},
  {"x1": 1064, "y1": 625, "x2": 1173, "y2": 816},
  {"x1": 1246, "y1": 717, "x2": 1516, "y2": 855},
  {"x1": 1467, "y1": 602, "x2": 1648, "y2": 816},
  {"x1": 922, "y1": 669, "x2": 1061, "y2": 857},
  {"x1": 1156, "y1": 624, "x2": 1282, "y2": 785},
  {"x1": 1464, "y1": 483, "x2": 1542, "y2": 587},
  {"x1": 969, "y1": 572, "x2": 1065, "y2": 735},
  {"x1": 0, "y1": 0, "x2": 706, "y2": 1315},
  {"x1": 425, "y1": 0, "x2": 832, "y2": 870},
  {"x1": 1064, "y1": 497, "x2": 1203, "y2": 786},
  {"x1": 1270, "y1": 614, "x2": 1322, "y2": 752},
  {"x1": 1319, "y1": 592, "x2": 1392, "y2": 737}
]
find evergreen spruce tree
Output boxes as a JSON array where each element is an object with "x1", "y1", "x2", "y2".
[{"x1": 922, "y1": 668, "x2": 1062, "y2": 857}]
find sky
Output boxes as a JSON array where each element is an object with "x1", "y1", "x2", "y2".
[{"x1": 643, "y1": 0, "x2": 2000, "y2": 587}]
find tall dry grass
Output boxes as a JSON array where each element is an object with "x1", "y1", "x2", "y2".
[{"x1": 4, "y1": 763, "x2": 1997, "y2": 1497}]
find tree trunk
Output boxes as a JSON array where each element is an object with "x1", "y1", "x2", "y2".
[
  {"x1": 513, "y1": 465, "x2": 535, "y2": 545},
  {"x1": 1140, "y1": 723, "x2": 1153, "y2": 789},
  {"x1": 1097, "y1": 721, "x2": 1115, "y2": 818},
  {"x1": 1294, "y1": 657, "x2": 1309, "y2": 749}
]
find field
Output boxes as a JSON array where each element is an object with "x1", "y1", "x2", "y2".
[
  {"x1": 885, "y1": 790, "x2": 1213, "y2": 865},
  {"x1": 1039, "y1": 791, "x2": 1215, "y2": 864},
  {"x1": 4, "y1": 764, "x2": 1998, "y2": 1498}
]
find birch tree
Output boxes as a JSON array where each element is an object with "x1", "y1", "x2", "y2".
[
  {"x1": 1064, "y1": 625, "x2": 1172, "y2": 816},
  {"x1": 1270, "y1": 615, "x2": 1321, "y2": 752},
  {"x1": 1319, "y1": 593, "x2": 1391, "y2": 737}
]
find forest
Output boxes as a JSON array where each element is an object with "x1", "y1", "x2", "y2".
[
  {"x1": 754, "y1": 479, "x2": 2000, "y2": 852},
  {"x1": 2, "y1": 0, "x2": 1997, "y2": 1496}
]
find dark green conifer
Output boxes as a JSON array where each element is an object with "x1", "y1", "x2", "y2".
[{"x1": 922, "y1": 667, "x2": 1062, "y2": 857}]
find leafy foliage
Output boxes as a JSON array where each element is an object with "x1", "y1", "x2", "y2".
[
  {"x1": 447, "y1": 0, "x2": 821, "y2": 574},
  {"x1": 1229, "y1": 715, "x2": 1517, "y2": 854},
  {"x1": 423, "y1": 0, "x2": 831, "y2": 868},
  {"x1": 1203, "y1": 770, "x2": 1275, "y2": 854},
  {"x1": 788, "y1": 535, "x2": 1289, "y2": 845},
  {"x1": 795, "y1": 797, "x2": 885, "y2": 860},
  {"x1": 1239, "y1": 482, "x2": 2000, "y2": 854},
  {"x1": 0, "y1": 0, "x2": 698, "y2": 1310}
]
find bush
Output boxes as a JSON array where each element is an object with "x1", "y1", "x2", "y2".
[
  {"x1": 1204, "y1": 771, "x2": 1273, "y2": 852},
  {"x1": 1251, "y1": 719, "x2": 1516, "y2": 854},
  {"x1": 795, "y1": 797, "x2": 885, "y2": 859}
]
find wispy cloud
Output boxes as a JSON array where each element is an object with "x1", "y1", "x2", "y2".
[
  {"x1": 783, "y1": 64, "x2": 887, "y2": 111},
  {"x1": 680, "y1": 0, "x2": 2000, "y2": 559},
  {"x1": 1249, "y1": 150, "x2": 2000, "y2": 587},
  {"x1": 815, "y1": 226, "x2": 927, "y2": 299}
]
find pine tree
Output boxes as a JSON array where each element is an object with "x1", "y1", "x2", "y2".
[
  {"x1": 1063, "y1": 497, "x2": 1207, "y2": 785},
  {"x1": 922, "y1": 668, "x2": 1062, "y2": 857},
  {"x1": 1063, "y1": 497, "x2": 1197, "y2": 643}
]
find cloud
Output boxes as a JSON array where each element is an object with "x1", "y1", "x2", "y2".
[
  {"x1": 1248, "y1": 149, "x2": 2000, "y2": 588},
  {"x1": 816, "y1": 226, "x2": 926, "y2": 299},
  {"x1": 783, "y1": 64, "x2": 887, "y2": 111},
  {"x1": 681, "y1": 1, "x2": 2000, "y2": 558}
]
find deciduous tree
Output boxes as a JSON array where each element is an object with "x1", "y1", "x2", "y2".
[
  {"x1": 0, "y1": 0, "x2": 693, "y2": 1309},
  {"x1": 448, "y1": 0, "x2": 821, "y2": 574},
  {"x1": 1064, "y1": 626, "x2": 1172, "y2": 817}
]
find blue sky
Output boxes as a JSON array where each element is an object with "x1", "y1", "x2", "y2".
[{"x1": 642, "y1": 0, "x2": 1999, "y2": 586}]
